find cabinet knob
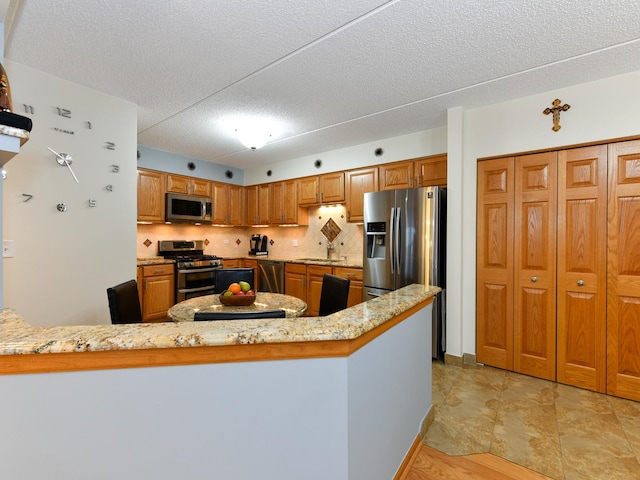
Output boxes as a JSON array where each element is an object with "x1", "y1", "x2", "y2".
[
  {"x1": 531, "y1": 276, "x2": 538, "y2": 283},
  {"x1": 577, "y1": 280, "x2": 585, "y2": 286}
]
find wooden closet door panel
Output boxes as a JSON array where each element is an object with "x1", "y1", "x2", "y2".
[
  {"x1": 477, "y1": 158, "x2": 514, "y2": 370},
  {"x1": 557, "y1": 145, "x2": 607, "y2": 392},
  {"x1": 514, "y1": 152, "x2": 557, "y2": 380},
  {"x1": 608, "y1": 140, "x2": 640, "y2": 401}
]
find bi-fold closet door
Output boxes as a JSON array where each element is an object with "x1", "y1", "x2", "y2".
[{"x1": 477, "y1": 144, "x2": 609, "y2": 392}]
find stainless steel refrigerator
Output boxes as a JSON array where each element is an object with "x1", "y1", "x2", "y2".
[{"x1": 363, "y1": 186, "x2": 446, "y2": 359}]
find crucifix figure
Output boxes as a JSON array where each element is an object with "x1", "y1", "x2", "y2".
[{"x1": 543, "y1": 98, "x2": 571, "y2": 132}]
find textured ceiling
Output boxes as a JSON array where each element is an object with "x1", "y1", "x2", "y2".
[{"x1": 5, "y1": 0, "x2": 640, "y2": 169}]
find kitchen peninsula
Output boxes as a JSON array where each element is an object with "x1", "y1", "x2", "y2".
[{"x1": 0, "y1": 284, "x2": 437, "y2": 480}]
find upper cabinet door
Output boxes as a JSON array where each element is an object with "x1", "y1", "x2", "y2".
[
  {"x1": 513, "y1": 151, "x2": 557, "y2": 381},
  {"x1": 345, "y1": 167, "x2": 378, "y2": 223},
  {"x1": 319, "y1": 172, "x2": 345, "y2": 203},
  {"x1": 607, "y1": 139, "x2": 640, "y2": 402},
  {"x1": 137, "y1": 169, "x2": 165, "y2": 223},
  {"x1": 416, "y1": 154, "x2": 447, "y2": 187},
  {"x1": 557, "y1": 145, "x2": 607, "y2": 392},
  {"x1": 379, "y1": 161, "x2": 414, "y2": 190},
  {"x1": 298, "y1": 177, "x2": 319, "y2": 205}
]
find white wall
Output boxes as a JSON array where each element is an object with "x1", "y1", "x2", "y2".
[
  {"x1": 244, "y1": 127, "x2": 447, "y2": 185},
  {"x1": 2, "y1": 60, "x2": 137, "y2": 326},
  {"x1": 448, "y1": 70, "x2": 640, "y2": 358}
]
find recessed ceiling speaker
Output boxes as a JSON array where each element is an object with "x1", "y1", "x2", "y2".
[
  {"x1": 375, "y1": 148, "x2": 384, "y2": 156},
  {"x1": 187, "y1": 162, "x2": 196, "y2": 171},
  {"x1": 314, "y1": 159, "x2": 322, "y2": 168},
  {"x1": 225, "y1": 170, "x2": 233, "y2": 179}
]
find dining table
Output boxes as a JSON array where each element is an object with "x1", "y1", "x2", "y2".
[{"x1": 168, "y1": 292, "x2": 307, "y2": 322}]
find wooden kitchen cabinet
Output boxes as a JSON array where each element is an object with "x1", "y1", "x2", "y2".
[
  {"x1": 241, "y1": 258, "x2": 259, "y2": 291},
  {"x1": 270, "y1": 180, "x2": 308, "y2": 225},
  {"x1": 345, "y1": 167, "x2": 378, "y2": 223},
  {"x1": 333, "y1": 266, "x2": 363, "y2": 308},
  {"x1": 285, "y1": 263, "x2": 307, "y2": 303},
  {"x1": 223, "y1": 259, "x2": 240, "y2": 268},
  {"x1": 298, "y1": 172, "x2": 345, "y2": 205},
  {"x1": 379, "y1": 160, "x2": 414, "y2": 190},
  {"x1": 415, "y1": 154, "x2": 447, "y2": 186},
  {"x1": 166, "y1": 173, "x2": 211, "y2": 196},
  {"x1": 137, "y1": 169, "x2": 166, "y2": 222},
  {"x1": 140, "y1": 263, "x2": 175, "y2": 322},
  {"x1": 245, "y1": 184, "x2": 270, "y2": 225},
  {"x1": 379, "y1": 155, "x2": 447, "y2": 191},
  {"x1": 211, "y1": 182, "x2": 244, "y2": 226},
  {"x1": 306, "y1": 265, "x2": 333, "y2": 316}
]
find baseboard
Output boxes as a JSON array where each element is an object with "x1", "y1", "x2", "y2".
[
  {"x1": 444, "y1": 352, "x2": 478, "y2": 366},
  {"x1": 393, "y1": 434, "x2": 422, "y2": 480},
  {"x1": 420, "y1": 405, "x2": 435, "y2": 440}
]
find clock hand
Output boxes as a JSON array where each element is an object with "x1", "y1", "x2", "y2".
[{"x1": 47, "y1": 147, "x2": 79, "y2": 183}]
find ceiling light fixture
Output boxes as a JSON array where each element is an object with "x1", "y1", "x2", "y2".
[{"x1": 235, "y1": 127, "x2": 271, "y2": 150}]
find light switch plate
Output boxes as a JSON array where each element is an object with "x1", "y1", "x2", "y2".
[
  {"x1": 292, "y1": 239, "x2": 298, "y2": 247},
  {"x1": 3, "y1": 240, "x2": 15, "y2": 258}
]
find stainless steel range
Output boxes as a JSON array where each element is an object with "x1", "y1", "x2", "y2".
[{"x1": 158, "y1": 240, "x2": 223, "y2": 302}]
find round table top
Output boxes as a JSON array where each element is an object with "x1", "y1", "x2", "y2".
[{"x1": 168, "y1": 292, "x2": 307, "y2": 322}]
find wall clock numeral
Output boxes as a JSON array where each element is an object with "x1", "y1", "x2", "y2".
[
  {"x1": 23, "y1": 104, "x2": 35, "y2": 114},
  {"x1": 111, "y1": 165, "x2": 120, "y2": 173},
  {"x1": 106, "y1": 184, "x2": 113, "y2": 192},
  {"x1": 86, "y1": 121, "x2": 92, "y2": 129},
  {"x1": 56, "y1": 107, "x2": 71, "y2": 118},
  {"x1": 106, "y1": 142, "x2": 116, "y2": 150},
  {"x1": 88, "y1": 199, "x2": 97, "y2": 207}
]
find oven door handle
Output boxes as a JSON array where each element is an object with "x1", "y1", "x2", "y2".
[
  {"x1": 177, "y1": 267, "x2": 219, "y2": 274},
  {"x1": 178, "y1": 285, "x2": 217, "y2": 294}
]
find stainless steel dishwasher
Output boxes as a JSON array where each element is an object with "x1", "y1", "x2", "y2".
[{"x1": 257, "y1": 259, "x2": 285, "y2": 293}]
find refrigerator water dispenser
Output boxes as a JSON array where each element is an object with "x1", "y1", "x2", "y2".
[{"x1": 365, "y1": 221, "x2": 386, "y2": 259}]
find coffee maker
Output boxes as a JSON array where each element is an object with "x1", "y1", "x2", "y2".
[{"x1": 249, "y1": 234, "x2": 268, "y2": 255}]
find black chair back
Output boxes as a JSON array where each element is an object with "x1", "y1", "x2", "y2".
[
  {"x1": 214, "y1": 268, "x2": 256, "y2": 293},
  {"x1": 107, "y1": 279, "x2": 143, "y2": 324},
  {"x1": 194, "y1": 310, "x2": 286, "y2": 321},
  {"x1": 318, "y1": 274, "x2": 350, "y2": 316}
]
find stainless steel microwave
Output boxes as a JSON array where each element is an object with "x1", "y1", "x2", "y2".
[{"x1": 165, "y1": 193, "x2": 212, "y2": 223}]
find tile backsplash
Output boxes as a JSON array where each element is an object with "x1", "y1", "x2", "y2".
[{"x1": 137, "y1": 205, "x2": 364, "y2": 262}]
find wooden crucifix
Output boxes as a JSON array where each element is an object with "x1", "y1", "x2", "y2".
[{"x1": 543, "y1": 98, "x2": 571, "y2": 132}]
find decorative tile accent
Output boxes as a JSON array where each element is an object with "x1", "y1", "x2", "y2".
[
  {"x1": 236, "y1": 239, "x2": 241, "y2": 245},
  {"x1": 204, "y1": 239, "x2": 210, "y2": 246},
  {"x1": 321, "y1": 217, "x2": 342, "y2": 243},
  {"x1": 143, "y1": 239, "x2": 152, "y2": 248},
  {"x1": 269, "y1": 239, "x2": 274, "y2": 245}
]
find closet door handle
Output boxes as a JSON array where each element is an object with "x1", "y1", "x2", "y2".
[
  {"x1": 577, "y1": 280, "x2": 585, "y2": 286},
  {"x1": 531, "y1": 276, "x2": 538, "y2": 283}
]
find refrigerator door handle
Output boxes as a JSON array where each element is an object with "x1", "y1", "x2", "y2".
[{"x1": 389, "y1": 207, "x2": 396, "y2": 274}]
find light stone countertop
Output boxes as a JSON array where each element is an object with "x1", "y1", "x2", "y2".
[
  {"x1": 0, "y1": 284, "x2": 438, "y2": 356},
  {"x1": 168, "y1": 292, "x2": 308, "y2": 321},
  {"x1": 136, "y1": 257, "x2": 175, "y2": 266},
  {"x1": 229, "y1": 255, "x2": 363, "y2": 268}
]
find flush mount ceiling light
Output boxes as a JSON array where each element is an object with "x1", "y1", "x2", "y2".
[{"x1": 235, "y1": 127, "x2": 271, "y2": 150}]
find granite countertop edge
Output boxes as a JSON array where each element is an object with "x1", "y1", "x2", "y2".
[{"x1": 0, "y1": 284, "x2": 439, "y2": 355}]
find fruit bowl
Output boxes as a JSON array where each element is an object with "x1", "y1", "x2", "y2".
[{"x1": 219, "y1": 291, "x2": 256, "y2": 306}]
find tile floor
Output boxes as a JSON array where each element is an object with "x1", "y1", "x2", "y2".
[{"x1": 424, "y1": 361, "x2": 640, "y2": 480}]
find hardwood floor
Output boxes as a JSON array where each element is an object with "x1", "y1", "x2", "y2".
[{"x1": 404, "y1": 445, "x2": 552, "y2": 480}]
